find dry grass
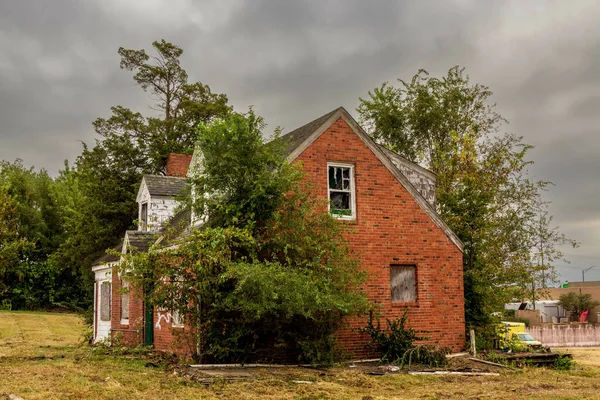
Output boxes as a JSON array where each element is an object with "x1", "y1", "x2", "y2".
[
  {"x1": 0, "y1": 311, "x2": 85, "y2": 357},
  {"x1": 2, "y1": 311, "x2": 600, "y2": 399}
]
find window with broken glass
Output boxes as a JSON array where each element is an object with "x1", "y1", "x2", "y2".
[{"x1": 328, "y1": 163, "x2": 355, "y2": 219}]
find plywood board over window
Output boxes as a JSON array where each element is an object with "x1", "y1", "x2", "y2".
[
  {"x1": 100, "y1": 282, "x2": 111, "y2": 321},
  {"x1": 390, "y1": 265, "x2": 416, "y2": 302}
]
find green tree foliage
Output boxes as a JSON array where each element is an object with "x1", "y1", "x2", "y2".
[
  {"x1": 558, "y1": 292, "x2": 600, "y2": 321},
  {"x1": 121, "y1": 111, "x2": 369, "y2": 364},
  {"x1": 358, "y1": 66, "x2": 577, "y2": 327},
  {"x1": 0, "y1": 189, "x2": 32, "y2": 307},
  {"x1": 94, "y1": 39, "x2": 231, "y2": 175},
  {"x1": 0, "y1": 160, "x2": 81, "y2": 309},
  {"x1": 52, "y1": 40, "x2": 231, "y2": 301}
]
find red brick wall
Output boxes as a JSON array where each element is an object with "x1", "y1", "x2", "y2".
[
  {"x1": 153, "y1": 311, "x2": 193, "y2": 356},
  {"x1": 294, "y1": 117, "x2": 465, "y2": 356},
  {"x1": 115, "y1": 118, "x2": 465, "y2": 358},
  {"x1": 166, "y1": 154, "x2": 192, "y2": 177},
  {"x1": 110, "y1": 269, "x2": 145, "y2": 346}
]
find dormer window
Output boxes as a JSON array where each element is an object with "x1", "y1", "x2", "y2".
[
  {"x1": 140, "y1": 203, "x2": 148, "y2": 231},
  {"x1": 328, "y1": 163, "x2": 356, "y2": 220}
]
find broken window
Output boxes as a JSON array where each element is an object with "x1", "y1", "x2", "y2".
[
  {"x1": 328, "y1": 163, "x2": 355, "y2": 219},
  {"x1": 100, "y1": 282, "x2": 111, "y2": 321},
  {"x1": 140, "y1": 202, "x2": 148, "y2": 231},
  {"x1": 121, "y1": 279, "x2": 130, "y2": 322},
  {"x1": 390, "y1": 265, "x2": 416, "y2": 302}
]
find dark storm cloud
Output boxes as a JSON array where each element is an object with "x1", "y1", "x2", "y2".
[{"x1": 1, "y1": 0, "x2": 599, "y2": 281}]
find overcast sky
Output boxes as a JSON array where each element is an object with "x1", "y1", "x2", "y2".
[{"x1": 1, "y1": 0, "x2": 598, "y2": 283}]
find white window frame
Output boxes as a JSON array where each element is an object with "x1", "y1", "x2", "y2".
[
  {"x1": 171, "y1": 275, "x2": 185, "y2": 328},
  {"x1": 140, "y1": 202, "x2": 148, "y2": 232},
  {"x1": 327, "y1": 162, "x2": 356, "y2": 220},
  {"x1": 120, "y1": 279, "x2": 130, "y2": 325}
]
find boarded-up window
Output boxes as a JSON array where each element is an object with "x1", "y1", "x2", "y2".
[
  {"x1": 390, "y1": 265, "x2": 416, "y2": 302},
  {"x1": 121, "y1": 280, "x2": 130, "y2": 321},
  {"x1": 100, "y1": 282, "x2": 111, "y2": 321}
]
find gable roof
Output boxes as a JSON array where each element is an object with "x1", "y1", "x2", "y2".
[
  {"x1": 141, "y1": 175, "x2": 187, "y2": 197},
  {"x1": 123, "y1": 230, "x2": 157, "y2": 253},
  {"x1": 280, "y1": 108, "x2": 340, "y2": 155},
  {"x1": 281, "y1": 106, "x2": 464, "y2": 252},
  {"x1": 91, "y1": 243, "x2": 122, "y2": 267}
]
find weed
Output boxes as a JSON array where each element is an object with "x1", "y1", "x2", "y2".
[
  {"x1": 554, "y1": 355, "x2": 575, "y2": 371},
  {"x1": 361, "y1": 308, "x2": 425, "y2": 363},
  {"x1": 400, "y1": 345, "x2": 450, "y2": 369}
]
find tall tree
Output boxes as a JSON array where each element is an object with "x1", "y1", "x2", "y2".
[
  {"x1": 0, "y1": 160, "x2": 74, "y2": 309},
  {"x1": 358, "y1": 66, "x2": 577, "y2": 328},
  {"x1": 53, "y1": 40, "x2": 231, "y2": 301},
  {"x1": 94, "y1": 39, "x2": 231, "y2": 175}
]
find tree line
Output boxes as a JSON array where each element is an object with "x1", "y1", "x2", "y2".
[{"x1": 0, "y1": 40, "x2": 576, "y2": 343}]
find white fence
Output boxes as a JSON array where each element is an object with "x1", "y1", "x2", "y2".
[{"x1": 529, "y1": 324, "x2": 600, "y2": 347}]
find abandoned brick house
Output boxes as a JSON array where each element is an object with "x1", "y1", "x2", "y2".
[{"x1": 92, "y1": 107, "x2": 466, "y2": 356}]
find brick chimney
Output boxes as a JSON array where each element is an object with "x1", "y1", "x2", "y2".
[{"x1": 166, "y1": 154, "x2": 193, "y2": 177}]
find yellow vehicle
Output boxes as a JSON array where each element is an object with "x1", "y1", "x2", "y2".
[{"x1": 498, "y1": 321, "x2": 542, "y2": 349}]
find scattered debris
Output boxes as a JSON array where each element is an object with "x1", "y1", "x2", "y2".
[
  {"x1": 350, "y1": 358, "x2": 381, "y2": 364},
  {"x1": 469, "y1": 357, "x2": 513, "y2": 369},
  {"x1": 408, "y1": 371, "x2": 500, "y2": 376},
  {"x1": 188, "y1": 363, "x2": 297, "y2": 369},
  {"x1": 503, "y1": 352, "x2": 571, "y2": 366},
  {"x1": 446, "y1": 352, "x2": 470, "y2": 359}
]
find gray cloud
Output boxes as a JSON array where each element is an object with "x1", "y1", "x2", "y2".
[{"x1": 1, "y1": 0, "x2": 599, "y2": 282}]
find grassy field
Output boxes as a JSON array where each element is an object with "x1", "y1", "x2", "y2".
[{"x1": 2, "y1": 311, "x2": 600, "y2": 399}]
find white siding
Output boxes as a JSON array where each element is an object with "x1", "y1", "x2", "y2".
[{"x1": 137, "y1": 181, "x2": 180, "y2": 232}]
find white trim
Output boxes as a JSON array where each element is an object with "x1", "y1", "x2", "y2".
[
  {"x1": 327, "y1": 162, "x2": 356, "y2": 220},
  {"x1": 140, "y1": 201, "x2": 148, "y2": 232},
  {"x1": 92, "y1": 262, "x2": 116, "y2": 273},
  {"x1": 135, "y1": 177, "x2": 147, "y2": 203},
  {"x1": 120, "y1": 279, "x2": 130, "y2": 325}
]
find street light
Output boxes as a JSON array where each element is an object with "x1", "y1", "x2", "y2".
[{"x1": 582, "y1": 266, "x2": 597, "y2": 282}]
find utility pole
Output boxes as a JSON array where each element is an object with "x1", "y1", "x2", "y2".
[{"x1": 582, "y1": 266, "x2": 597, "y2": 282}]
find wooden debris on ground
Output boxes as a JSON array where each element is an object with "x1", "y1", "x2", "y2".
[
  {"x1": 503, "y1": 352, "x2": 571, "y2": 366},
  {"x1": 408, "y1": 371, "x2": 500, "y2": 376},
  {"x1": 469, "y1": 357, "x2": 513, "y2": 369}
]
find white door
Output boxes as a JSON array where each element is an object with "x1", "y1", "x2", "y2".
[{"x1": 94, "y1": 268, "x2": 112, "y2": 342}]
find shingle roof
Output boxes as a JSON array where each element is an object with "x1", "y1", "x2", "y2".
[
  {"x1": 125, "y1": 230, "x2": 157, "y2": 253},
  {"x1": 279, "y1": 107, "x2": 342, "y2": 155},
  {"x1": 92, "y1": 243, "x2": 122, "y2": 266},
  {"x1": 159, "y1": 208, "x2": 191, "y2": 235},
  {"x1": 142, "y1": 175, "x2": 187, "y2": 197}
]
